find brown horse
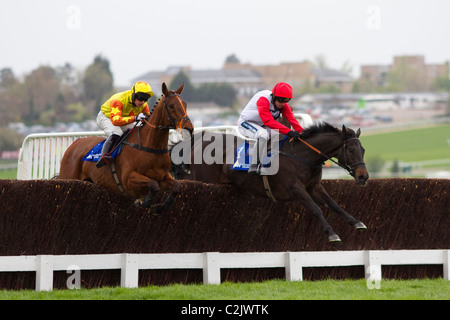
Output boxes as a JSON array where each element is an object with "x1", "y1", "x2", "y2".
[
  {"x1": 59, "y1": 83, "x2": 193, "y2": 213},
  {"x1": 170, "y1": 122, "x2": 369, "y2": 241}
]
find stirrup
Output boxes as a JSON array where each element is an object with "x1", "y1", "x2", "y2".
[
  {"x1": 248, "y1": 163, "x2": 261, "y2": 175},
  {"x1": 96, "y1": 154, "x2": 113, "y2": 168}
]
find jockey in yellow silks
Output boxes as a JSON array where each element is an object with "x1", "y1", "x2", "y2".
[{"x1": 96, "y1": 81, "x2": 154, "y2": 168}]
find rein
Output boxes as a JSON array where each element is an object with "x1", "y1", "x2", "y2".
[
  {"x1": 123, "y1": 125, "x2": 169, "y2": 154},
  {"x1": 123, "y1": 92, "x2": 190, "y2": 155},
  {"x1": 287, "y1": 136, "x2": 365, "y2": 177}
]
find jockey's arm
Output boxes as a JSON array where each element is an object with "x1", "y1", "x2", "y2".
[
  {"x1": 281, "y1": 104, "x2": 304, "y2": 133},
  {"x1": 256, "y1": 97, "x2": 291, "y2": 135},
  {"x1": 110, "y1": 100, "x2": 137, "y2": 126}
]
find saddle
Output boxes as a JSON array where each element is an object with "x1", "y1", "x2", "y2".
[
  {"x1": 231, "y1": 137, "x2": 287, "y2": 172},
  {"x1": 82, "y1": 129, "x2": 131, "y2": 163}
]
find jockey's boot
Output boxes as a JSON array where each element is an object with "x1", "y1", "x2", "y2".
[
  {"x1": 248, "y1": 138, "x2": 267, "y2": 175},
  {"x1": 96, "y1": 134, "x2": 120, "y2": 168}
]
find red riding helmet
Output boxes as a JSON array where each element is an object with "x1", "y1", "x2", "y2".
[{"x1": 272, "y1": 82, "x2": 293, "y2": 99}]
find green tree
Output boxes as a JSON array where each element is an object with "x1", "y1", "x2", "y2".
[
  {"x1": 0, "y1": 127, "x2": 24, "y2": 151},
  {"x1": 391, "y1": 159, "x2": 400, "y2": 177},
  {"x1": 170, "y1": 71, "x2": 236, "y2": 107},
  {"x1": 311, "y1": 54, "x2": 329, "y2": 69},
  {"x1": 210, "y1": 83, "x2": 237, "y2": 106},
  {"x1": 366, "y1": 156, "x2": 385, "y2": 176},
  {"x1": 385, "y1": 58, "x2": 424, "y2": 92},
  {"x1": 24, "y1": 66, "x2": 60, "y2": 125},
  {"x1": 0, "y1": 68, "x2": 18, "y2": 88},
  {"x1": 169, "y1": 71, "x2": 195, "y2": 102},
  {"x1": 83, "y1": 55, "x2": 113, "y2": 114}
]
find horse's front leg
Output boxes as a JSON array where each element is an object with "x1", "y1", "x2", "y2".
[
  {"x1": 310, "y1": 184, "x2": 367, "y2": 230},
  {"x1": 290, "y1": 183, "x2": 341, "y2": 242},
  {"x1": 126, "y1": 171, "x2": 160, "y2": 208},
  {"x1": 150, "y1": 174, "x2": 180, "y2": 215}
]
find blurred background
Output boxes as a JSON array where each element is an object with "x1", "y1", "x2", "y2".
[{"x1": 0, "y1": 0, "x2": 449, "y2": 179}]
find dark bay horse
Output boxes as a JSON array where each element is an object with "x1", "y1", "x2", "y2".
[
  {"x1": 171, "y1": 122, "x2": 369, "y2": 241},
  {"x1": 59, "y1": 83, "x2": 193, "y2": 213}
]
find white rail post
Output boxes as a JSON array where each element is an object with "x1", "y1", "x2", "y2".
[
  {"x1": 121, "y1": 254, "x2": 139, "y2": 288},
  {"x1": 285, "y1": 252, "x2": 303, "y2": 281},
  {"x1": 364, "y1": 250, "x2": 382, "y2": 289},
  {"x1": 202, "y1": 252, "x2": 221, "y2": 285},
  {"x1": 444, "y1": 250, "x2": 449, "y2": 281},
  {"x1": 36, "y1": 255, "x2": 53, "y2": 291}
]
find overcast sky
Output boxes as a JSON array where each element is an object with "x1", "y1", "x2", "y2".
[{"x1": 1, "y1": 0, "x2": 449, "y2": 87}]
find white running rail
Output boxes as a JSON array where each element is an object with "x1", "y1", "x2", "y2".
[
  {"x1": 0, "y1": 250, "x2": 447, "y2": 291},
  {"x1": 16, "y1": 127, "x2": 241, "y2": 180},
  {"x1": 16, "y1": 114, "x2": 313, "y2": 180}
]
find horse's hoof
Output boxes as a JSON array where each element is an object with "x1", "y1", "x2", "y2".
[
  {"x1": 354, "y1": 222, "x2": 367, "y2": 230},
  {"x1": 328, "y1": 234, "x2": 342, "y2": 242}
]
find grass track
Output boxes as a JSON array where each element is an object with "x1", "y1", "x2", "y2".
[
  {"x1": 360, "y1": 124, "x2": 450, "y2": 162},
  {"x1": 1, "y1": 279, "x2": 448, "y2": 300}
]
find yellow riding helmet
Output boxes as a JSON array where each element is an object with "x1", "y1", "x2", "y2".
[{"x1": 132, "y1": 81, "x2": 154, "y2": 97}]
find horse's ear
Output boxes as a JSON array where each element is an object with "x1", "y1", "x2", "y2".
[
  {"x1": 342, "y1": 125, "x2": 347, "y2": 134},
  {"x1": 175, "y1": 82, "x2": 184, "y2": 94},
  {"x1": 162, "y1": 82, "x2": 169, "y2": 96},
  {"x1": 356, "y1": 128, "x2": 361, "y2": 138}
]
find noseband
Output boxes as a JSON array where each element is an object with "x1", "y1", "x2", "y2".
[{"x1": 340, "y1": 137, "x2": 366, "y2": 177}]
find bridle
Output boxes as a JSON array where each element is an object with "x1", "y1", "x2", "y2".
[
  {"x1": 160, "y1": 93, "x2": 190, "y2": 132},
  {"x1": 123, "y1": 92, "x2": 191, "y2": 155},
  {"x1": 339, "y1": 137, "x2": 366, "y2": 177},
  {"x1": 139, "y1": 92, "x2": 190, "y2": 132}
]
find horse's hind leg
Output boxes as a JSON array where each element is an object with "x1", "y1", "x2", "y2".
[
  {"x1": 290, "y1": 184, "x2": 341, "y2": 242},
  {"x1": 310, "y1": 184, "x2": 367, "y2": 230}
]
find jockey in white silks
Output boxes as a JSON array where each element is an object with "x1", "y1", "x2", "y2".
[{"x1": 238, "y1": 82, "x2": 304, "y2": 175}]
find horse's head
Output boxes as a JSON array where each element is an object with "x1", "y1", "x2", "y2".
[
  {"x1": 161, "y1": 82, "x2": 194, "y2": 137},
  {"x1": 337, "y1": 125, "x2": 369, "y2": 186}
]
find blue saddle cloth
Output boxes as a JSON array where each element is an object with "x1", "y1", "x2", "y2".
[
  {"x1": 231, "y1": 137, "x2": 287, "y2": 171},
  {"x1": 231, "y1": 141, "x2": 252, "y2": 171},
  {"x1": 82, "y1": 140, "x2": 121, "y2": 162}
]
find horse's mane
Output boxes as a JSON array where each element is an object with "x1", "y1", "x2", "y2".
[{"x1": 300, "y1": 121, "x2": 340, "y2": 139}]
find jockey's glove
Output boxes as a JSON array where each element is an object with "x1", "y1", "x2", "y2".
[
  {"x1": 287, "y1": 130, "x2": 301, "y2": 139},
  {"x1": 136, "y1": 113, "x2": 146, "y2": 121}
]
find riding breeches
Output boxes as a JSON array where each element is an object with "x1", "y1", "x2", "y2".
[
  {"x1": 97, "y1": 111, "x2": 135, "y2": 137},
  {"x1": 238, "y1": 120, "x2": 283, "y2": 171},
  {"x1": 237, "y1": 120, "x2": 279, "y2": 140}
]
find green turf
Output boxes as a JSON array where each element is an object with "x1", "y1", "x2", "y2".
[
  {"x1": 0, "y1": 279, "x2": 448, "y2": 300},
  {"x1": 360, "y1": 125, "x2": 450, "y2": 162}
]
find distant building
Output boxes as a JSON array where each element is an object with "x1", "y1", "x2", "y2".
[
  {"x1": 223, "y1": 59, "x2": 354, "y2": 93},
  {"x1": 299, "y1": 92, "x2": 449, "y2": 111},
  {"x1": 133, "y1": 65, "x2": 262, "y2": 98},
  {"x1": 310, "y1": 68, "x2": 354, "y2": 93},
  {"x1": 360, "y1": 55, "x2": 449, "y2": 90},
  {"x1": 133, "y1": 56, "x2": 355, "y2": 98},
  {"x1": 223, "y1": 60, "x2": 313, "y2": 90}
]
